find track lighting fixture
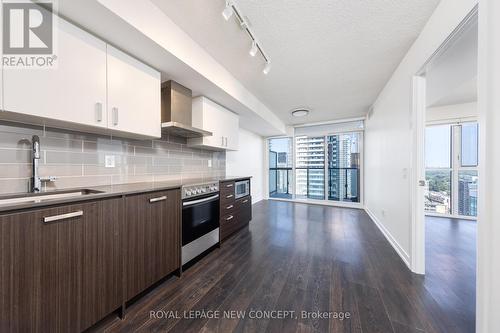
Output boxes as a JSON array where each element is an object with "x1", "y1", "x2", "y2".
[
  {"x1": 222, "y1": 1, "x2": 271, "y2": 74},
  {"x1": 263, "y1": 61, "x2": 272, "y2": 75},
  {"x1": 249, "y1": 41, "x2": 258, "y2": 57},
  {"x1": 222, "y1": 2, "x2": 233, "y2": 21}
]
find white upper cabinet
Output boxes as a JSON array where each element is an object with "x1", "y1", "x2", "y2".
[
  {"x1": 106, "y1": 45, "x2": 161, "y2": 138},
  {"x1": 3, "y1": 17, "x2": 108, "y2": 128},
  {"x1": 1, "y1": 12, "x2": 161, "y2": 139},
  {"x1": 188, "y1": 97, "x2": 239, "y2": 151}
]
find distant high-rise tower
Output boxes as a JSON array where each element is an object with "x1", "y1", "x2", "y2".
[{"x1": 295, "y1": 136, "x2": 325, "y2": 199}]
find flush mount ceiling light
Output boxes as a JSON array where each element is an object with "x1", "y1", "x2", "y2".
[
  {"x1": 291, "y1": 109, "x2": 310, "y2": 117},
  {"x1": 222, "y1": 2, "x2": 234, "y2": 21},
  {"x1": 221, "y1": 1, "x2": 271, "y2": 74}
]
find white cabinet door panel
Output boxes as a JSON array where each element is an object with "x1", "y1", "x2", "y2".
[
  {"x1": 106, "y1": 45, "x2": 161, "y2": 138},
  {"x1": 188, "y1": 97, "x2": 239, "y2": 150},
  {"x1": 224, "y1": 112, "x2": 239, "y2": 150},
  {"x1": 3, "y1": 17, "x2": 107, "y2": 127}
]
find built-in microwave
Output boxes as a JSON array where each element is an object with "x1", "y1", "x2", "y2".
[{"x1": 235, "y1": 179, "x2": 250, "y2": 199}]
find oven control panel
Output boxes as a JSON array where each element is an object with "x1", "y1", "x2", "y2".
[{"x1": 182, "y1": 182, "x2": 219, "y2": 199}]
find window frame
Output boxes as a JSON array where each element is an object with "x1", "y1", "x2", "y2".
[
  {"x1": 266, "y1": 129, "x2": 364, "y2": 208},
  {"x1": 424, "y1": 122, "x2": 478, "y2": 219}
]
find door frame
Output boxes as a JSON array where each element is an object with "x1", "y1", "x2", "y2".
[{"x1": 410, "y1": 6, "x2": 478, "y2": 275}]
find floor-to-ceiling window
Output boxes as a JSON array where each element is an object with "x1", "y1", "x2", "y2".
[
  {"x1": 268, "y1": 137, "x2": 293, "y2": 199},
  {"x1": 425, "y1": 124, "x2": 452, "y2": 214},
  {"x1": 327, "y1": 132, "x2": 361, "y2": 202},
  {"x1": 267, "y1": 120, "x2": 363, "y2": 206},
  {"x1": 457, "y1": 123, "x2": 478, "y2": 217},
  {"x1": 295, "y1": 136, "x2": 325, "y2": 200},
  {"x1": 425, "y1": 122, "x2": 478, "y2": 218}
]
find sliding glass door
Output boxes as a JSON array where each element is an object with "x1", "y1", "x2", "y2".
[
  {"x1": 327, "y1": 133, "x2": 361, "y2": 202},
  {"x1": 268, "y1": 138, "x2": 293, "y2": 199}
]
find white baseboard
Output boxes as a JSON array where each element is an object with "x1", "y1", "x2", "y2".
[
  {"x1": 267, "y1": 197, "x2": 364, "y2": 210},
  {"x1": 364, "y1": 207, "x2": 411, "y2": 270},
  {"x1": 252, "y1": 196, "x2": 263, "y2": 204}
]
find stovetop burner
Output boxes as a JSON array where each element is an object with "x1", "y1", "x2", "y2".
[{"x1": 181, "y1": 181, "x2": 219, "y2": 199}]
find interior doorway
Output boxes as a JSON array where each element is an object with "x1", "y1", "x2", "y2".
[{"x1": 411, "y1": 7, "x2": 478, "y2": 332}]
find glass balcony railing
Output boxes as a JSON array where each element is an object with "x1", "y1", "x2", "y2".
[
  {"x1": 269, "y1": 168, "x2": 293, "y2": 199},
  {"x1": 295, "y1": 167, "x2": 325, "y2": 200},
  {"x1": 328, "y1": 167, "x2": 360, "y2": 202}
]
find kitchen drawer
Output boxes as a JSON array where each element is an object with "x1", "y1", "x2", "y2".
[
  {"x1": 237, "y1": 199, "x2": 252, "y2": 224},
  {"x1": 220, "y1": 212, "x2": 236, "y2": 226},
  {"x1": 220, "y1": 214, "x2": 246, "y2": 240},
  {"x1": 235, "y1": 196, "x2": 251, "y2": 212},
  {"x1": 220, "y1": 191, "x2": 236, "y2": 206},
  {"x1": 220, "y1": 181, "x2": 235, "y2": 196},
  {"x1": 221, "y1": 201, "x2": 237, "y2": 216}
]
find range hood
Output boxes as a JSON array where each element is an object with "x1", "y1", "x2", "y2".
[{"x1": 161, "y1": 80, "x2": 212, "y2": 138}]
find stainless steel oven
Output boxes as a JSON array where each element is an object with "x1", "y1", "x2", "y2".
[
  {"x1": 181, "y1": 182, "x2": 220, "y2": 266},
  {"x1": 235, "y1": 179, "x2": 250, "y2": 199}
]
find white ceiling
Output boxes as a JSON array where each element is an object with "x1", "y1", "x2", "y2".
[{"x1": 151, "y1": 0, "x2": 440, "y2": 125}]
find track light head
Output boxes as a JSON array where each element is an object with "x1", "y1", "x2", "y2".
[
  {"x1": 249, "y1": 41, "x2": 258, "y2": 57},
  {"x1": 222, "y1": 3, "x2": 233, "y2": 21},
  {"x1": 263, "y1": 61, "x2": 272, "y2": 75}
]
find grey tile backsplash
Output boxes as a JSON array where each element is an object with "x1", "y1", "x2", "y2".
[{"x1": 0, "y1": 120, "x2": 226, "y2": 195}]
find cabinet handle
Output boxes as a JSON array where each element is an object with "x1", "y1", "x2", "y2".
[
  {"x1": 43, "y1": 210, "x2": 83, "y2": 223},
  {"x1": 149, "y1": 196, "x2": 167, "y2": 203},
  {"x1": 226, "y1": 184, "x2": 234, "y2": 188},
  {"x1": 243, "y1": 200, "x2": 249, "y2": 203},
  {"x1": 95, "y1": 103, "x2": 103, "y2": 122},
  {"x1": 112, "y1": 107, "x2": 119, "y2": 126},
  {"x1": 225, "y1": 215, "x2": 234, "y2": 221},
  {"x1": 226, "y1": 205, "x2": 234, "y2": 209},
  {"x1": 225, "y1": 137, "x2": 228, "y2": 147},
  {"x1": 226, "y1": 194, "x2": 234, "y2": 199},
  {"x1": 221, "y1": 136, "x2": 224, "y2": 147}
]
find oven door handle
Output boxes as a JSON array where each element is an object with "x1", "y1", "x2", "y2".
[{"x1": 183, "y1": 194, "x2": 219, "y2": 207}]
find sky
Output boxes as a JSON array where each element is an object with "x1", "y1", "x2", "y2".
[{"x1": 425, "y1": 123, "x2": 478, "y2": 168}]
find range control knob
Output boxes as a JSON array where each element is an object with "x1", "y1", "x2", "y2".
[
  {"x1": 197, "y1": 188, "x2": 202, "y2": 194},
  {"x1": 201, "y1": 187, "x2": 207, "y2": 193},
  {"x1": 185, "y1": 190, "x2": 192, "y2": 196}
]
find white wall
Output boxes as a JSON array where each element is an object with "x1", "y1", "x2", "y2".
[
  {"x1": 226, "y1": 128, "x2": 265, "y2": 203},
  {"x1": 364, "y1": 0, "x2": 477, "y2": 266},
  {"x1": 426, "y1": 101, "x2": 477, "y2": 123},
  {"x1": 477, "y1": 1, "x2": 500, "y2": 331},
  {"x1": 426, "y1": 21, "x2": 478, "y2": 107}
]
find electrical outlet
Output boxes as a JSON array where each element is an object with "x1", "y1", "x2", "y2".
[
  {"x1": 105, "y1": 155, "x2": 116, "y2": 168},
  {"x1": 208, "y1": 159, "x2": 212, "y2": 168}
]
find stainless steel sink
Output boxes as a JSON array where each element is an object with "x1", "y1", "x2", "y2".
[{"x1": 0, "y1": 189, "x2": 105, "y2": 206}]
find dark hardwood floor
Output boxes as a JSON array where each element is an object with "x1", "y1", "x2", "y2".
[
  {"x1": 92, "y1": 201, "x2": 476, "y2": 333},
  {"x1": 425, "y1": 216, "x2": 476, "y2": 333}
]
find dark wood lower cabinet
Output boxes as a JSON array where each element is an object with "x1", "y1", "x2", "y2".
[
  {"x1": 219, "y1": 179, "x2": 252, "y2": 241},
  {"x1": 124, "y1": 189, "x2": 181, "y2": 300},
  {"x1": 0, "y1": 198, "x2": 123, "y2": 333}
]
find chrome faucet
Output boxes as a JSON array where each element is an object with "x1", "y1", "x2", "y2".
[{"x1": 31, "y1": 135, "x2": 56, "y2": 193}]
